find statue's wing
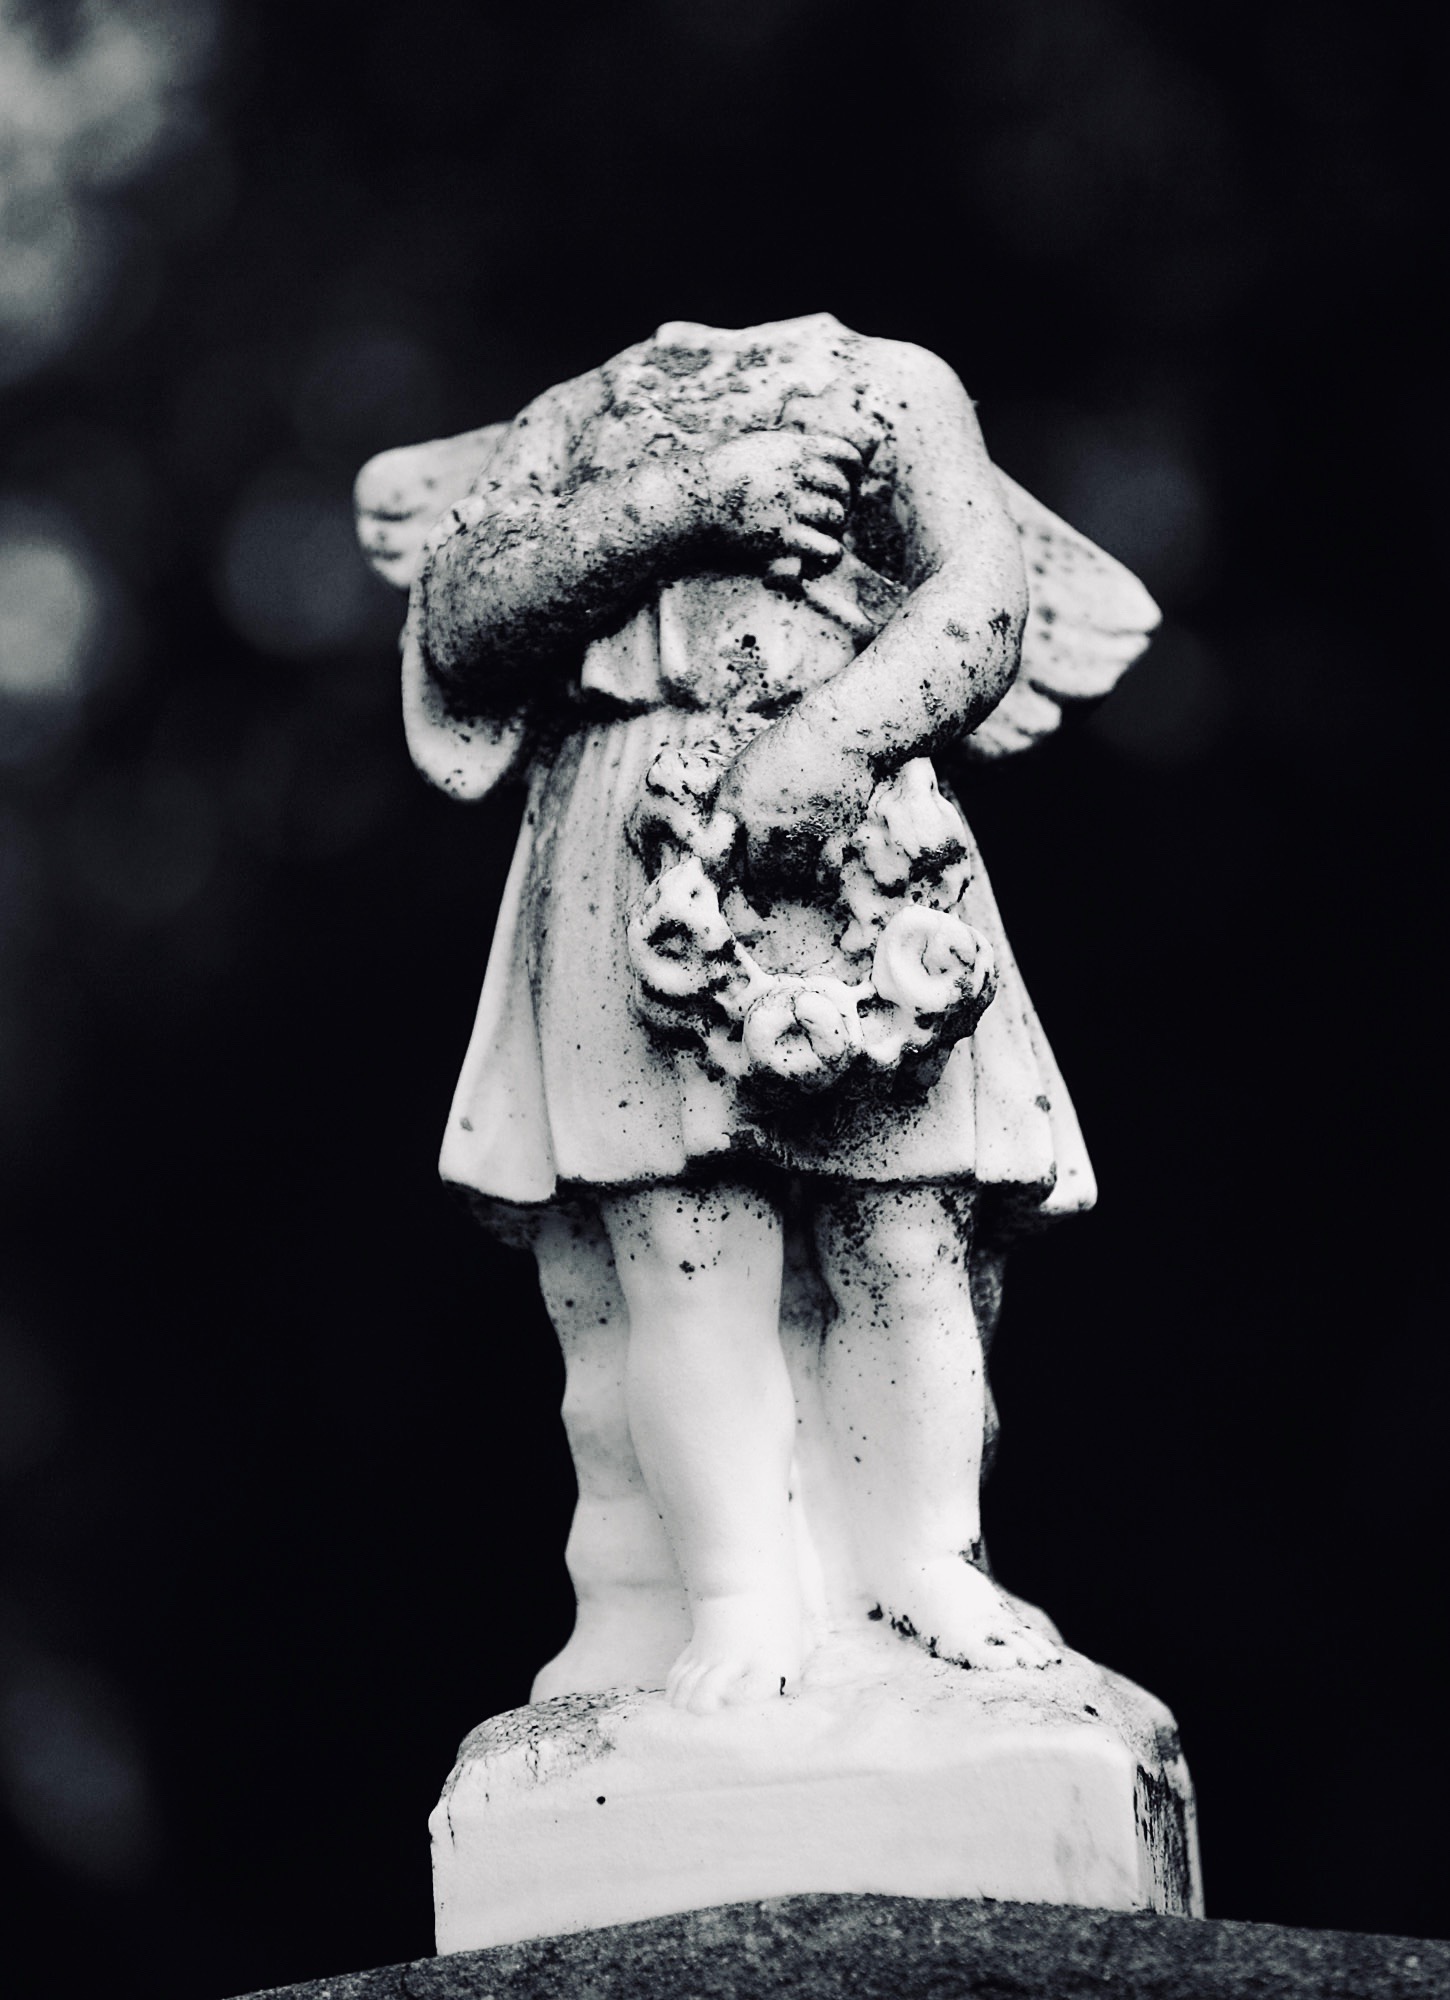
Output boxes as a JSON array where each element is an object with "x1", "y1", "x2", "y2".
[
  {"x1": 354, "y1": 423, "x2": 510, "y2": 590},
  {"x1": 355, "y1": 421, "x2": 529, "y2": 801},
  {"x1": 962, "y1": 470, "x2": 1161, "y2": 759}
]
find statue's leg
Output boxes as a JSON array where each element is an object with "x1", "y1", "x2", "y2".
[
  {"x1": 599, "y1": 1178, "x2": 802, "y2": 1714},
  {"x1": 813, "y1": 1183, "x2": 1062, "y2": 1671},
  {"x1": 970, "y1": 1238, "x2": 1006, "y2": 1492},
  {"x1": 529, "y1": 1202, "x2": 689, "y2": 1701}
]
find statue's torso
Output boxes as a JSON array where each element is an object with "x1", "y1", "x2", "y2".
[{"x1": 566, "y1": 315, "x2": 909, "y2": 723}]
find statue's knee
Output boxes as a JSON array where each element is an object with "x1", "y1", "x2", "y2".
[
  {"x1": 612, "y1": 1200, "x2": 717, "y2": 1280},
  {"x1": 827, "y1": 1192, "x2": 970, "y2": 1303},
  {"x1": 605, "y1": 1181, "x2": 778, "y2": 1298}
]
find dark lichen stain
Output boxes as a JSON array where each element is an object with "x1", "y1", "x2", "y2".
[{"x1": 1134, "y1": 1761, "x2": 1196, "y2": 1917}]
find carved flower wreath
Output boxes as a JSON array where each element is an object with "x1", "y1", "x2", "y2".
[{"x1": 625, "y1": 750, "x2": 997, "y2": 1097}]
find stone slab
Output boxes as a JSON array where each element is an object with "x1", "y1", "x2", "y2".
[
  {"x1": 229, "y1": 1893, "x2": 1450, "y2": 2000},
  {"x1": 430, "y1": 1633, "x2": 1201, "y2": 1951}
]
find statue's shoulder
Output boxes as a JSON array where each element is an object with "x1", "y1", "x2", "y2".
[
  {"x1": 845, "y1": 331, "x2": 974, "y2": 416},
  {"x1": 480, "y1": 363, "x2": 612, "y2": 489}
]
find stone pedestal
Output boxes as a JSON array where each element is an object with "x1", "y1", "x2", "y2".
[
  {"x1": 431, "y1": 1631, "x2": 1202, "y2": 1954},
  {"x1": 234, "y1": 1899, "x2": 1450, "y2": 2000}
]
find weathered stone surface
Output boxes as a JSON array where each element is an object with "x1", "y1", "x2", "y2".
[
  {"x1": 433, "y1": 1630, "x2": 1199, "y2": 1951},
  {"x1": 230, "y1": 1894, "x2": 1450, "y2": 2000},
  {"x1": 356, "y1": 316, "x2": 1193, "y2": 1946},
  {"x1": 352, "y1": 311, "x2": 1164, "y2": 1713}
]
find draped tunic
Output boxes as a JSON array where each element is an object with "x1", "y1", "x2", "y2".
[{"x1": 403, "y1": 318, "x2": 1098, "y2": 1224}]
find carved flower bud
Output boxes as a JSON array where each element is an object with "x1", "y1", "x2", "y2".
[
  {"x1": 630, "y1": 749, "x2": 737, "y2": 872},
  {"x1": 626, "y1": 858, "x2": 732, "y2": 999},
  {"x1": 856, "y1": 994, "x2": 937, "y2": 1069},
  {"x1": 743, "y1": 978, "x2": 863, "y2": 1083},
  {"x1": 645, "y1": 745, "x2": 725, "y2": 806},
  {"x1": 857, "y1": 759, "x2": 969, "y2": 887},
  {"x1": 873, "y1": 906, "x2": 995, "y2": 1019},
  {"x1": 837, "y1": 857, "x2": 901, "y2": 958}
]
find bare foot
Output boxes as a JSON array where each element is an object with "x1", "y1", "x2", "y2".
[
  {"x1": 877, "y1": 1557, "x2": 1064, "y2": 1670},
  {"x1": 666, "y1": 1590, "x2": 806, "y2": 1714},
  {"x1": 530, "y1": 1588, "x2": 691, "y2": 1701},
  {"x1": 999, "y1": 1586, "x2": 1065, "y2": 1651}
]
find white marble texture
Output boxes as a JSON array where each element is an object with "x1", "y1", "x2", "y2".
[
  {"x1": 355, "y1": 316, "x2": 1194, "y2": 1949},
  {"x1": 433, "y1": 1632, "x2": 1203, "y2": 1952}
]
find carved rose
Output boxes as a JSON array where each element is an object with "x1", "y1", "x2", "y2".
[
  {"x1": 855, "y1": 758, "x2": 968, "y2": 889},
  {"x1": 626, "y1": 746, "x2": 998, "y2": 1100},
  {"x1": 742, "y1": 979, "x2": 864, "y2": 1084},
  {"x1": 872, "y1": 906, "x2": 995, "y2": 1018},
  {"x1": 626, "y1": 857, "x2": 734, "y2": 999}
]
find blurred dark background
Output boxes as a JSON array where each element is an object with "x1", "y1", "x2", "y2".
[{"x1": 0, "y1": 0, "x2": 1441, "y2": 1992}]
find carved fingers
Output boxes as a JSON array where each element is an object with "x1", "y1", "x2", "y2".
[{"x1": 698, "y1": 428, "x2": 863, "y2": 583}]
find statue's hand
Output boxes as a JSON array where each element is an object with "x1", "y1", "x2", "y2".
[
  {"x1": 689, "y1": 429, "x2": 862, "y2": 587},
  {"x1": 717, "y1": 724, "x2": 874, "y2": 889}
]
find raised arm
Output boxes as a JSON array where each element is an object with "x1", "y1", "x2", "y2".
[
  {"x1": 415, "y1": 372, "x2": 666, "y2": 714},
  {"x1": 417, "y1": 377, "x2": 865, "y2": 718},
  {"x1": 717, "y1": 344, "x2": 1027, "y2": 875}
]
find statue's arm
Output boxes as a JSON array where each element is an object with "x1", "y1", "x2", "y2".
[
  {"x1": 414, "y1": 380, "x2": 690, "y2": 713},
  {"x1": 718, "y1": 345, "x2": 1026, "y2": 872},
  {"x1": 416, "y1": 385, "x2": 863, "y2": 717}
]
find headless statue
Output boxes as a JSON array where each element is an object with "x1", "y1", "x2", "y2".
[{"x1": 356, "y1": 314, "x2": 1159, "y2": 1714}]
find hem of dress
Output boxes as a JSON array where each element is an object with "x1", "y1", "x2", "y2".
[{"x1": 447, "y1": 1163, "x2": 1091, "y2": 1248}]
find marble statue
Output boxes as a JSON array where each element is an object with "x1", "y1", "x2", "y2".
[{"x1": 356, "y1": 314, "x2": 1200, "y2": 1950}]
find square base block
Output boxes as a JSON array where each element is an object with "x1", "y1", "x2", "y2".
[{"x1": 431, "y1": 1631, "x2": 1202, "y2": 1953}]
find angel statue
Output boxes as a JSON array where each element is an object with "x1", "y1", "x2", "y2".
[{"x1": 356, "y1": 314, "x2": 1158, "y2": 1717}]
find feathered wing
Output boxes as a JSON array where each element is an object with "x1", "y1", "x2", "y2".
[
  {"x1": 354, "y1": 421, "x2": 527, "y2": 801},
  {"x1": 962, "y1": 470, "x2": 1162, "y2": 759},
  {"x1": 354, "y1": 424, "x2": 509, "y2": 590}
]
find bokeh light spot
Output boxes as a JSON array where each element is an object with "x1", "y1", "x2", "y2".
[
  {"x1": 0, "y1": 504, "x2": 115, "y2": 766},
  {"x1": 0, "y1": 532, "x2": 97, "y2": 699},
  {"x1": 0, "y1": 0, "x2": 223, "y2": 385}
]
